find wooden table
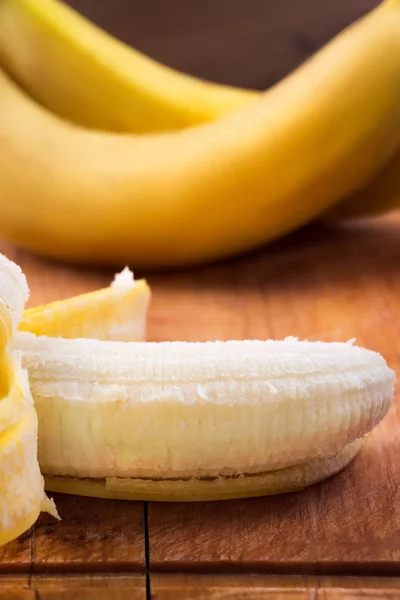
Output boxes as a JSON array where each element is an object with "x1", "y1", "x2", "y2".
[{"x1": 0, "y1": 214, "x2": 399, "y2": 598}]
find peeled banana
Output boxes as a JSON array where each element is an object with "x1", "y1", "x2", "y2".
[
  {"x1": 44, "y1": 441, "x2": 364, "y2": 502},
  {"x1": 0, "y1": 249, "x2": 395, "y2": 512},
  {"x1": 0, "y1": 0, "x2": 256, "y2": 133},
  {"x1": 0, "y1": 254, "x2": 57, "y2": 547},
  {"x1": 0, "y1": 1, "x2": 399, "y2": 268},
  {"x1": 15, "y1": 334, "x2": 394, "y2": 501}
]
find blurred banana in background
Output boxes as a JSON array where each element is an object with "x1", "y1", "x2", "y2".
[
  {"x1": 0, "y1": 0, "x2": 257, "y2": 133},
  {"x1": 0, "y1": 0, "x2": 398, "y2": 267}
]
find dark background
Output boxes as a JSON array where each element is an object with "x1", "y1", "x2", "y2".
[{"x1": 66, "y1": 0, "x2": 379, "y2": 89}]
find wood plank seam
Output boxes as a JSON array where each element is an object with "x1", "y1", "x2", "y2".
[
  {"x1": 148, "y1": 574, "x2": 400, "y2": 598},
  {"x1": 27, "y1": 523, "x2": 35, "y2": 590},
  {"x1": 144, "y1": 503, "x2": 151, "y2": 600},
  {"x1": 146, "y1": 565, "x2": 400, "y2": 577}
]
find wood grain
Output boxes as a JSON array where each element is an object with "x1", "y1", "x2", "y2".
[
  {"x1": 0, "y1": 575, "x2": 145, "y2": 600},
  {"x1": 0, "y1": 591, "x2": 33, "y2": 600},
  {"x1": 65, "y1": 0, "x2": 379, "y2": 89},
  {"x1": 3, "y1": 575, "x2": 400, "y2": 599},
  {"x1": 146, "y1": 215, "x2": 400, "y2": 574},
  {"x1": 321, "y1": 593, "x2": 400, "y2": 600},
  {"x1": 151, "y1": 575, "x2": 400, "y2": 599},
  {"x1": 33, "y1": 494, "x2": 145, "y2": 572},
  {"x1": 0, "y1": 532, "x2": 32, "y2": 573},
  {"x1": 1, "y1": 215, "x2": 400, "y2": 584},
  {"x1": 31, "y1": 575, "x2": 145, "y2": 599},
  {"x1": 151, "y1": 575, "x2": 314, "y2": 599},
  {"x1": 0, "y1": 577, "x2": 31, "y2": 599},
  {"x1": 0, "y1": 495, "x2": 145, "y2": 573}
]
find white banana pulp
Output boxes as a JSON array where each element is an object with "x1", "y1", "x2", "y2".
[
  {"x1": 16, "y1": 334, "x2": 395, "y2": 501},
  {"x1": 0, "y1": 254, "x2": 56, "y2": 546}
]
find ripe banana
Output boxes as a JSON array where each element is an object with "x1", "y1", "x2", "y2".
[
  {"x1": 0, "y1": 0, "x2": 399, "y2": 224},
  {"x1": 15, "y1": 334, "x2": 394, "y2": 501},
  {"x1": 0, "y1": 0, "x2": 399, "y2": 268},
  {"x1": 20, "y1": 268, "x2": 151, "y2": 341},
  {"x1": 0, "y1": 0, "x2": 257, "y2": 133},
  {"x1": 0, "y1": 254, "x2": 57, "y2": 547}
]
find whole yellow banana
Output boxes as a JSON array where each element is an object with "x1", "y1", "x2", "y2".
[
  {"x1": 0, "y1": 0, "x2": 257, "y2": 133},
  {"x1": 0, "y1": 0, "x2": 399, "y2": 269},
  {"x1": 0, "y1": 0, "x2": 399, "y2": 222}
]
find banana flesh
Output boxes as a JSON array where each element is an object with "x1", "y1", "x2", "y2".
[
  {"x1": 15, "y1": 334, "x2": 394, "y2": 500},
  {"x1": 0, "y1": 254, "x2": 57, "y2": 547},
  {"x1": 0, "y1": 408, "x2": 44, "y2": 545},
  {"x1": 20, "y1": 268, "x2": 151, "y2": 341},
  {"x1": 0, "y1": 253, "x2": 29, "y2": 350},
  {"x1": 44, "y1": 440, "x2": 363, "y2": 502},
  {"x1": 0, "y1": 1, "x2": 400, "y2": 268}
]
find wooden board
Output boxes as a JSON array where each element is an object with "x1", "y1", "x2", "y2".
[
  {"x1": 0, "y1": 575, "x2": 145, "y2": 599},
  {"x1": 0, "y1": 494, "x2": 145, "y2": 574},
  {"x1": 147, "y1": 216, "x2": 400, "y2": 575},
  {"x1": 151, "y1": 575, "x2": 400, "y2": 599},
  {"x1": 1, "y1": 213, "x2": 400, "y2": 595},
  {"x1": 2, "y1": 575, "x2": 400, "y2": 599}
]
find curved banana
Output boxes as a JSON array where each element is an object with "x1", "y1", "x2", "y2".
[
  {"x1": 0, "y1": 254, "x2": 57, "y2": 547},
  {"x1": 326, "y1": 151, "x2": 400, "y2": 220},
  {"x1": 0, "y1": 0, "x2": 399, "y2": 225},
  {"x1": 0, "y1": 0, "x2": 256, "y2": 133},
  {"x1": 16, "y1": 334, "x2": 394, "y2": 501},
  {"x1": 0, "y1": 1, "x2": 399, "y2": 268},
  {"x1": 7, "y1": 258, "x2": 395, "y2": 502},
  {"x1": 0, "y1": 255, "x2": 393, "y2": 513}
]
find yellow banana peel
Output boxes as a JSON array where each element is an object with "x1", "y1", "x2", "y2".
[
  {"x1": 0, "y1": 0, "x2": 398, "y2": 225},
  {"x1": 0, "y1": 2, "x2": 399, "y2": 268}
]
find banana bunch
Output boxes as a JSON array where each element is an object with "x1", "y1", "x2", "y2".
[{"x1": 0, "y1": 0, "x2": 398, "y2": 268}]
